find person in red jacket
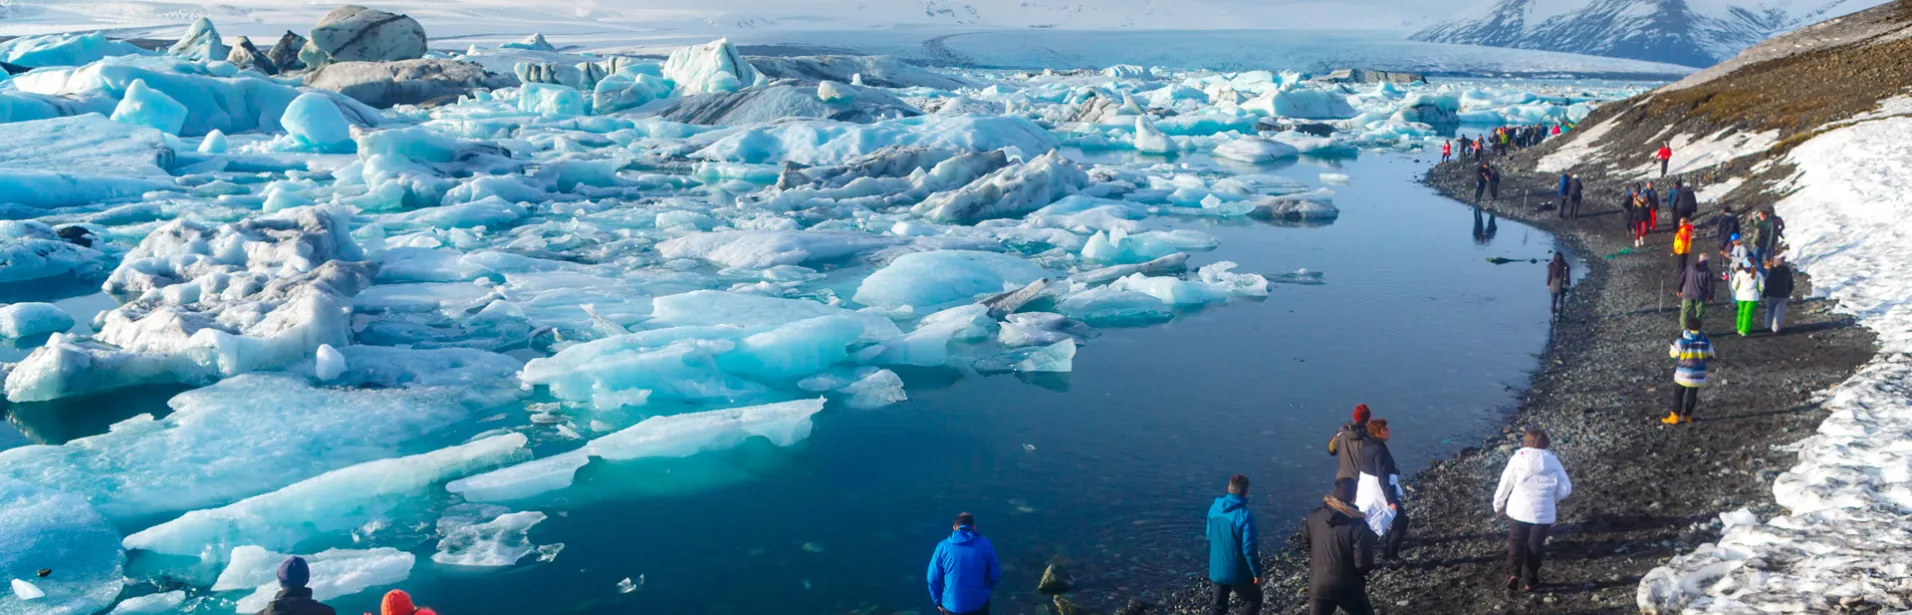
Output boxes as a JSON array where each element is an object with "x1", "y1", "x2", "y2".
[
  {"x1": 1656, "y1": 142, "x2": 1673, "y2": 177},
  {"x1": 1441, "y1": 141, "x2": 1452, "y2": 163}
]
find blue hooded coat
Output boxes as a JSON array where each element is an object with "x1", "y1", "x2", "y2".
[
  {"x1": 927, "y1": 527, "x2": 1000, "y2": 613},
  {"x1": 1206, "y1": 494, "x2": 1263, "y2": 584}
]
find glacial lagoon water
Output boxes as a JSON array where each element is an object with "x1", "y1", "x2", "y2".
[{"x1": 3, "y1": 150, "x2": 1564, "y2": 614}]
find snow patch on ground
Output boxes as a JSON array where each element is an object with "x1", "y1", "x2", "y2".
[
  {"x1": 1634, "y1": 128, "x2": 1779, "y2": 179},
  {"x1": 1638, "y1": 115, "x2": 1912, "y2": 614},
  {"x1": 1536, "y1": 113, "x2": 1619, "y2": 173}
]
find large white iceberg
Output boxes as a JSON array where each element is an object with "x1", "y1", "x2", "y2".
[
  {"x1": 447, "y1": 398, "x2": 826, "y2": 502},
  {"x1": 661, "y1": 39, "x2": 759, "y2": 96},
  {"x1": 853, "y1": 250, "x2": 1050, "y2": 311}
]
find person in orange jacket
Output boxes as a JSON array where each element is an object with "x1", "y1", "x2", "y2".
[
  {"x1": 369, "y1": 590, "x2": 439, "y2": 615},
  {"x1": 1673, "y1": 217, "x2": 1695, "y2": 284}
]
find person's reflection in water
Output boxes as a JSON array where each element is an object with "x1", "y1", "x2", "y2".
[{"x1": 1473, "y1": 206, "x2": 1499, "y2": 245}]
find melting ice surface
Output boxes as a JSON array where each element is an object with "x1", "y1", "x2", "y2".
[{"x1": 0, "y1": 28, "x2": 1637, "y2": 614}]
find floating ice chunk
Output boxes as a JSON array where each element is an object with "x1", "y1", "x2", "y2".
[
  {"x1": 817, "y1": 80, "x2": 855, "y2": 104},
  {"x1": 0, "y1": 114, "x2": 172, "y2": 181},
  {"x1": 854, "y1": 250, "x2": 1050, "y2": 311},
  {"x1": 9, "y1": 579, "x2": 42, "y2": 601},
  {"x1": 0, "y1": 478, "x2": 123, "y2": 615},
  {"x1": 694, "y1": 115, "x2": 1059, "y2": 167},
  {"x1": 109, "y1": 79, "x2": 188, "y2": 135},
  {"x1": 0, "y1": 348, "x2": 524, "y2": 522},
  {"x1": 1057, "y1": 286, "x2": 1174, "y2": 327},
  {"x1": 447, "y1": 399, "x2": 826, "y2": 502},
  {"x1": 861, "y1": 304, "x2": 994, "y2": 366},
  {"x1": 225, "y1": 547, "x2": 415, "y2": 613},
  {"x1": 500, "y1": 34, "x2": 558, "y2": 52},
  {"x1": 1213, "y1": 137, "x2": 1300, "y2": 163},
  {"x1": 997, "y1": 312, "x2": 1081, "y2": 348},
  {"x1": 1109, "y1": 273, "x2": 1230, "y2": 305},
  {"x1": 913, "y1": 151, "x2": 1087, "y2": 223},
  {"x1": 0, "y1": 303, "x2": 75, "y2": 338},
  {"x1": 282, "y1": 92, "x2": 356, "y2": 153},
  {"x1": 0, "y1": 32, "x2": 143, "y2": 67},
  {"x1": 105, "y1": 591, "x2": 185, "y2": 614},
  {"x1": 1082, "y1": 229, "x2": 1219, "y2": 264},
  {"x1": 649, "y1": 291, "x2": 903, "y2": 342},
  {"x1": 1250, "y1": 195, "x2": 1340, "y2": 222},
  {"x1": 1245, "y1": 88, "x2": 1357, "y2": 120},
  {"x1": 1197, "y1": 261, "x2": 1271, "y2": 297},
  {"x1": 1319, "y1": 173, "x2": 1350, "y2": 185},
  {"x1": 1070, "y1": 253, "x2": 1190, "y2": 285},
  {"x1": 307, "y1": 5, "x2": 428, "y2": 65},
  {"x1": 520, "y1": 328, "x2": 763, "y2": 410},
  {"x1": 519, "y1": 83, "x2": 586, "y2": 117},
  {"x1": 1133, "y1": 116, "x2": 1176, "y2": 154},
  {"x1": 716, "y1": 315, "x2": 867, "y2": 380},
  {"x1": 974, "y1": 338, "x2": 1075, "y2": 373},
  {"x1": 312, "y1": 344, "x2": 346, "y2": 382},
  {"x1": 168, "y1": 18, "x2": 230, "y2": 62},
  {"x1": 433, "y1": 506, "x2": 547, "y2": 567},
  {"x1": 657, "y1": 230, "x2": 898, "y2": 269},
  {"x1": 199, "y1": 129, "x2": 229, "y2": 154},
  {"x1": 662, "y1": 39, "x2": 759, "y2": 96},
  {"x1": 122, "y1": 434, "x2": 529, "y2": 559},
  {"x1": 1102, "y1": 64, "x2": 1147, "y2": 78},
  {"x1": 9, "y1": 55, "x2": 381, "y2": 137},
  {"x1": 591, "y1": 72, "x2": 668, "y2": 114},
  {"x1": 837, "y1": 368, "x2": 907, "y2": 409}
]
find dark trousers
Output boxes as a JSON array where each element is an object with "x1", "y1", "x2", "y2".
[
  {"x1": 1558, "y1": 195, "x2": 1569, "y2": 216},
  {"x1": 1490, "y1": 183, "x2": 1500, "y2": 200},
  {"x1": 1550, "y1": 291, "x2": 1566, "y2": 317},
  {"x1": 1333, "y1": 477, "x2": 1357, "y2": 505},
  {"x1": 1211, "y1": 581, "x2": 1263, "y2": 615},
  {"x1": 1569, "y1": 195, "x2": 1582, "y2": 218},
  {"x1": 1384, "y1": 507, "x2": 1409, "y2": 559},
  {"x1": 1660, "y1": 159, "x2": 1669, "y2": 176},
  {"x1": 1508, "y1": 520, "x2": 1551, "y2": 585},
  {"x1": 1674, "y1": 253, "x2": 1691, "y2": 284},
  {"x1": 1308, "y1": 591, "x2": 1375, "y2": 615},
  {"x1": 951, "y1": 603, "x2": 990, "y2": 615},
  {"x1": 1475, "y1": 182, "x2": 1486, "y2": 201},
  {"x1": 1672, "y1": 385, "x2": 1700, "y2": 418}
]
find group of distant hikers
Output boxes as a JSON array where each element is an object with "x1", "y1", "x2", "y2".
[{"x1": 1441, "y1": 124, "x2": 1570, "y2": 164}]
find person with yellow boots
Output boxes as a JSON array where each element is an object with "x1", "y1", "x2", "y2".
[{"x1": 1665, "y1": 317, "x2": 1715, "y2": 425}]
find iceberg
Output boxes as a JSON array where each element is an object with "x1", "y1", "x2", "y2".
[
  {"x1": 657, "y1": 230, "x2": 897, "y2": 269},
  {"x1": 306, "y1": 5, "x2": 428, "y2": 65},
  {"x1": 694, "y1": 114, "x2": 1059, "y2": 166},
  {"x1": 853, "y1": 250, "x2": 1050, "y2": 311},
  {"x1": 121, "y1": 434, "x2": 531, "y2": 559},
  {"x1": 1057, "y1": 286, "x2": 1174, "y2": 326},
  {"x1": 519, "y1": 83, "x2": 587, "y2": 117},
  {"x1": 0, "y1": 32, "x2": 142, "y2": 68},
  {"x1": 281, "y1": 92, "x2": 357, "y2": 153},
  {"x1": 10, "y1": 55, "x2": 381, "y2": 137},
  {"x1": 1133, "y1": 115, "x2": 1176, "y2": 154},
  {"x1": 104, "y1": 591, "x2": 185, "y2": 615},
  {"x1": 0, "y1": 478, "x2": 124, "y2": 615},
  {"x1": 912, "y1": 151, "x2": 1088, "y2": 223},
  {"x1": 662, "y1": 39, "x2": 759, "y2": 96},
  {"x1": 1245, "y1": 88, "x2": 1358, "y2": 120},
  {"x1": 0, "y1": 302, "x2": 75, "y2": 338},
  {"x1": 222, "y1": 547, "x2": 415, "y2": 613},
  {"x1": 446, "y1": 399, "x2": 826, "y2": 502},
  {"x1": 0, "y1": 347, "x2": 524, "y2": 522},
  {"x1": 432, "y1": 506, "x2": 546, "y2": 567},
  {"x1": 167, "y1": 18, "x2": 230, "y2": 62},
  {"x1": 1213, "y1": 137, "x2": 1300, "y2": 163},
  {"x1": 648, "y1": 290, "x2": 902, "y2": 342},
  {"x1": 974, "y1": 338, "x2": 1076, "y2": 373}
]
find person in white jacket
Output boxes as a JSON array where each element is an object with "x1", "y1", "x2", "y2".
[
  {"x1": 1492, "y1": 428, "x2": 1572, "y2": 592},
  {"x1": 1731, "y1": 263, "x2": 1764, "y2": 336}
]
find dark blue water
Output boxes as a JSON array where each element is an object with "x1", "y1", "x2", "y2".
[{"x1": 1, "y1": 151, "x2": 1566, "y2": 615}]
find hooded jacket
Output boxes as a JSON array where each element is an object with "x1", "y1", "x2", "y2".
[
  {"x1": 1300, "y1": 497, "x2": 1376, "y2": 595},
  {"x1": 927, "y1": 528, "x2": 1000, "y2": 613},
  {"x1": 1492, "y1": 447, "x2": 1573, "y2": 525},
  {"x1": 1673, "y1": 222, "x2": 1693, "y2": 255},
  {"x1": 257, "y1": 587, "x2": 337, "y2": 615},
  {"x1": 1679, "y1": 259, "x2": 1715, "y2": 301},
  {"x1": 1206, "y1": 493, "x2": 1263, "y2": 584},
  {"x1": 1670, "y1": 329, "x2": 1715, "y2": 387},
  {"x1": 1326, "y1": 422, "x2": 1368, "y2": 482},
  {"x1": 1765, "y1": 264, "x2": 1794, "y2": 299}
]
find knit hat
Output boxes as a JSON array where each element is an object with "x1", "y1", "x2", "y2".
[
  {"x1": 1352, "y1": 404, "x2": 1371, "y2": 424},
  {"x1": 381, "y1": 590, "x2": 416, "y2": 615},
  {"x1": 277, "y1": 556, "x2": 309, "y2": 589}
]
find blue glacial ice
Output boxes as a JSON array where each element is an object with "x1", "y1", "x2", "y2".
[
  {"x1": 854, "y1": 250, "x2": 1051, "y2": 311},
  {"x1": 431, "y1": 506, "x2": 547, "y2": 567},
  {"x1": 109, "y1": 79, "x2": 188, "y2": 135},
  {"x1": 0, "y1": 302, "x2": 75, "y2": 338},
  {"x1": 0, "y1": 32, "x2": 143, "y2": 68},
  {"x1": 446, "y1": 399, "x2": 826, "y2": 502},
  {"x1": 280, "y1": 92, "x2": 357, "y2": 153}
]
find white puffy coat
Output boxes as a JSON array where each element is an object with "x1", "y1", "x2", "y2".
[{"x1": 1493, "y1": 447, "x2": 1573, "y2": 524}]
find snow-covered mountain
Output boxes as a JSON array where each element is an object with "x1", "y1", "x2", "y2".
[{"x1": 1411, "y1": 0, "x2": 1889, "y2": 67}]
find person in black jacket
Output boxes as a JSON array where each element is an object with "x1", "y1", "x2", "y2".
[
  {"x1": 1678, "y1": 253, "x2": 1715, "y2": 327},
  {"x1": 1487, "y1": 165, "x2": 1501, "y2": 201},
  {"x1": 1327, "y1": 404, "x2": 1371, "y2": 504},
  {"x1": 1763, "y1": 256, "x2": 1794, "y2": 334},
  {"x1": 1673, "y1": 181, "x2": 1699, "y2": 222},
  {"x1": 1714, "y1": 207, "x2": 1741, "y2": 255},
  {"x1": 1547, "y1": 253, "x2": 1571, "y2": 320},
  {"x1": 1358, "y1": 420, "x2": 1406, "y2": 560},
  {"x1": 1567, "y1": 175, "x2": 1584, "y2": 220},
  {"x1": 1301, "y1": 495, "x2": 1378, "y2": 615},
  {"x1": 257, "y1": 557, "x2": 336, "y2": 615},
  {"x1": 1474, "y1": 163, "x2": 1489, "y2": 202}
]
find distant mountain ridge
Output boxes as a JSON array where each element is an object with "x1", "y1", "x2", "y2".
[{"x1": 1411, "y1": 0, "x2": 1889, "y2": 67}]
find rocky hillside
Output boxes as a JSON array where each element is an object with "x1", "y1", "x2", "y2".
[{"x1": 1412, "y1": 0, "x2": 1888, "y2": 67}]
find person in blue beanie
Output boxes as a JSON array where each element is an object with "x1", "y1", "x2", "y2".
[
  {"x1": 256, "y1": 556, "x2": 336, "y2": 615},
  {"x1": 1207, "y1": 474, "x2": 1263, "y2": 615},
  {"x1": 927, "y1": 512, "x2": 1000, "y2": 615}
]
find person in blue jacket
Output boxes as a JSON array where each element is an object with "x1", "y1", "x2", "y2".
[
  {"x1": 927, "y1": 512, "x2": 1000, "y2": 615},
  {"x1": 1556, "y1": 173, "x2": 1572, "y2": 218},
  {"x1": 1207, "y1": 474, "x2": 1263, "y2": 615}
]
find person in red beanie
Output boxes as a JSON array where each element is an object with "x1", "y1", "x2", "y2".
[
  {"x1": 1326, "y1": 404, "x2": 1372, "y2": 504},
  {"x1": 370, "y1": 590, "x2": 414, "y2": 615}
]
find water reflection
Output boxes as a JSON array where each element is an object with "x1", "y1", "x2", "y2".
[{"x1": 1474, "y1": 205, "x2": 1500, "y2": 245}]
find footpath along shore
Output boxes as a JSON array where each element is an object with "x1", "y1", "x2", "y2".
[{"x1": 1157, "y1": 142, "x2": 1876, "y2": 614}]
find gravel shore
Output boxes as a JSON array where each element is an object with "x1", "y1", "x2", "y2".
[{"x1": 1158, "y1": 146, "x2": 1876, "y2": 615}]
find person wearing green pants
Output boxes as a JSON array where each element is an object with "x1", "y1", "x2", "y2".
[
  {"x1": 1730, "y1": 263, "x2": 1763, "y2": 337},
  {"x1": 1677, "y1": 254, "x2": 1714, "y2": 327}
]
